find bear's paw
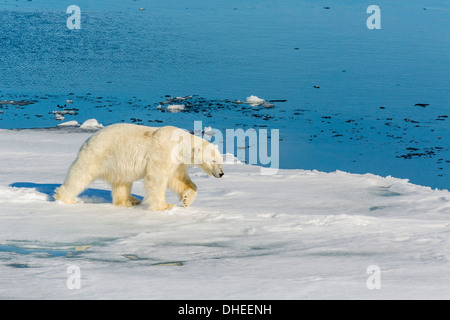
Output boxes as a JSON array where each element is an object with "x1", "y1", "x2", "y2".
[{"x1": 181, "y1": 189, "x2": 197, "y2": 207}]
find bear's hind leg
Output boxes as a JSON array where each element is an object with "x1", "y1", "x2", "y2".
[
  {"x1": 112, "y1": 182, "x2": 141, "y2": 207},
  {"x1": 55, "y1": 171, "x2": 95, "y2": 204},
  {"x1": 144, "y1": 175, "x2": 175, "y2": 211}
]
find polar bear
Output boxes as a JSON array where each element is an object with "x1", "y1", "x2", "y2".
[{"x1": 54, "y1": 123, "x2": 224, "y2": 211}]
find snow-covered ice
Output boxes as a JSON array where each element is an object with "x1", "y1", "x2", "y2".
[
  {"x1": 0, "y1": 0, "x2": 448, "y2": 190},
  {"x1": 0, "y1": 128, "x2": 449, "y2": 299}
]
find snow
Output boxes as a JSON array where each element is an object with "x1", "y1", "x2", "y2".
[{"x1": 0, "y1": 128, "x2": 449, "y2": 299}]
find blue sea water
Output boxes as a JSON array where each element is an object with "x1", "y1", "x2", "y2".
[{"x1": 0, "y1": 0, "x2": 449, "y2": 189}]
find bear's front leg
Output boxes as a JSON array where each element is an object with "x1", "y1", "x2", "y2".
[
  {"x1": 168, "y1": 167, "x2": 198, "y2": 207},
  {"x1": 149, "y1": 201, "x2": 175, "y2": 211},
  {"x1": 144, "y1": 175, "x2": 176, "y2": 211},
  {"x1": 181, "y1": 188, "x2": 197, "y2": 207}
]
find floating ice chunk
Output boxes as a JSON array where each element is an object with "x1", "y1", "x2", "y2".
[
  {"x1": 53, "y1": 110, "x2": 77, "y2": 115},
  {"x1": 204, "y1": 126, "x2": 215, "y2": 136},
  {"x1": 0, "y1": 100, "x2": 32, "y2": 106},
  {"x1": 80, "y1": 119, "x2": 104, "y2": 129},
  {"x1": 245, "y1": 95, "x2": 265, "y2": 106},
  {"x1": 54, "y1": 114, "x2": 65, "y2": 121},
  {"x1": 57, "y1": 120, "x2": 79, "y2": 127},
  {"x1": 167, "y1": 104, "x2": 185, "y2": 113},
  {"x1": 262, "y1": 102, "x2": 275, "y2": 108},
  {"x1": 202, "y1": 126, "x2": 216, "y2": 141}
]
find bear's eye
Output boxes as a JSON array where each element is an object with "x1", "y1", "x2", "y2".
[{"x1": 212, "y1": 160, "x2": 216, "y2": 163}]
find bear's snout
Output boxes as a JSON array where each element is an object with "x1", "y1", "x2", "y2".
[{"x1": 212, "y1": 170, "x2": 224, "y2": 178}]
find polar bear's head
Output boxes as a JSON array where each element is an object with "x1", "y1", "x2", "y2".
[{"x1": 194, "y1": 141, "x2": 224, "y2": 178}]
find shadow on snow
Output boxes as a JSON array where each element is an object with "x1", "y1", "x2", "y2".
[{"x1": 8, "y1": 182, "x2": 143, "y2": 204}]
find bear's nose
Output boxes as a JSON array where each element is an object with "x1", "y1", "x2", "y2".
[{"x1": 219, "y1": 172, "x2": 224, "y2": 177}]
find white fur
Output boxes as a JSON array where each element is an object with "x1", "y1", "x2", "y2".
[{"x1": 55, "y1": 124, "x2": 224, "y2": 211}]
